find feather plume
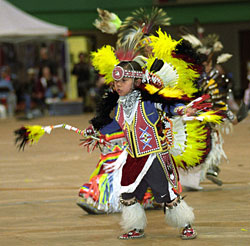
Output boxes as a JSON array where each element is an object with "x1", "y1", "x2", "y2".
[
  {"x1": 144, "y1": 84, "x2": 185, "y2": 99},
  {"x1": 15, "y1": 125, "x2": 46, "y2": 150},
  {"x1": 198, "y1": 111, "x2": 224, "y2": 124},
  {"x1": 117, "y1": 7, "x2": 171, "y2": 45},
  {"x1": 159, "y1": 87, "x2": 185, "y2": 99},
  {"x1": 141, "y1": 7, "x2": 171, "y2": 34},
  {"x1": 149, "y1": 29, "x2": 180, "y2": 57},
  {"x1": 197, "y1": 46, "x2": 212, "y2": 55},
  {"x1": 116, "y1": 29, "x2": 144, "y2": 61},
  {"x1": 91, "y1": 45, "x2": 119, "y2": 84},
  {"x1": 155, "y1": 62, "x2": 179, "y2": 87},
  {"x1": 181, "y1": 34, "x2": 202, "y2": 48},
  {"x1": 216, "y1": 53, "x2": 232, "y2": 64},
  {"x1": 213, "y1": 41, "x2": 223, "y2": 52},
  {"x1": 93, "y1": 8, "x2": 122, "y2": 34},
  {"x1": 202, "y1": 34, "x2": 220, "y2": 48}
]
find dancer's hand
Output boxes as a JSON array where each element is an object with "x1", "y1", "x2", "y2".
[
  {"x1": 84, "y1": 125, "x2": 96, "y2": 136},
  {"x1": 185, "y1": 107, "x2": 197, "y2": 116}
]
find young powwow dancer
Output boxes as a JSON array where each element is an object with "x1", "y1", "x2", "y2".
[
  {"x1": 78, "y1": 7, "x2": 213, "y2": 214},
  {"x1": 78, "y1": 8, "x2": 224, "y2": 213},
  {"x1": 85, "y1": 25, "x2": 225, "y2": 239},
  {"x1": 77, "y1": 7, "x2": 172, "y2": 214}
]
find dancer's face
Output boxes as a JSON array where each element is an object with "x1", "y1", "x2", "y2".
[{"x1": 114, "y1": 77, "x2": 134, "y2": 96}]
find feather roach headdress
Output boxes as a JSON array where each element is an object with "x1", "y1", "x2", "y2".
[
  {"x1": 92, "y1": 28, "x2": 200, "y2": 101},
  {"x1": 91, "y1": 29, "x2": 144, "y2": 85}
]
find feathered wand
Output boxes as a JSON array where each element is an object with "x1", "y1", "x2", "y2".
[{"x1": 14, "y1": 124, "x2": 110, "y2": 152}]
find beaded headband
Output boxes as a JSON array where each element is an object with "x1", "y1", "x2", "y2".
[{"x1": 112, "y1": 66, "x2": 144, "y2": 81}]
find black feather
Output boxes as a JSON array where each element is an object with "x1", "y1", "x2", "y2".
[
  {"x1": 14, "y1": 127, "x2": 29, "y2": 151},
  {"x1": 90, "y1": 90, "x2": 119, "y2": 130},
  {"x1": 150, "y1": 58, "x2": 164, "y2": 73}
]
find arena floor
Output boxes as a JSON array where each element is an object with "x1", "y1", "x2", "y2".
[{"x1": 0, "y1": 113, "x2": 249, "y2": 246}]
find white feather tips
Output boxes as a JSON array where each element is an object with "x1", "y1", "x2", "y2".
[
  {"x1": 155, "y1": 62, "x2": 179, "y2": 87},
  {"x1": 216, "y1": 53, "x2": 233, "y2": 64},
  {"x1": 181, "y1": 34, "x2": 202, "y2": 48}
]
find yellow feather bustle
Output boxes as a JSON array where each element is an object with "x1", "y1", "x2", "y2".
[
  {"x1": 91, "y1": 45, "x2": 119, "y2": 84},
  {"x1": 148, "y1": 29, "x2": 199, "y2": 97},
  {"x1": 172, "y1": 121, "x2": 208, "y2": 169}
]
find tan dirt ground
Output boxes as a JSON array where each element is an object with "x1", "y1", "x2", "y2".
[{"x1": 0, "y1": 114, "x2": 250, "y2": 246}]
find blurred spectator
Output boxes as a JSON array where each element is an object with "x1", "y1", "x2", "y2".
[
  {"x1": 72, "y1": 52, "x2": 92, "y2": 111},
  {"x1": 35, "y1": 66, "x2": 64, "y2": 112},
  {"x1": 0, "y1": 66, "x2": 17, "y2": 117},
  {"x1": 22, "y1": 68, "x2": 37, "y2": 119},
  {"x1": 38, "y1": 47, "x2": 57, "y2": 78}
]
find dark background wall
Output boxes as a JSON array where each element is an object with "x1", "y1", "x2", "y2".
[{"x1": 7, "y1": 0, "x2": 250, "y2": 30}]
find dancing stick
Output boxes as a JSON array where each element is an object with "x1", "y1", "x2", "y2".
[{"x1": 14, "y1": 123, "x2": 111, "y2": 151}]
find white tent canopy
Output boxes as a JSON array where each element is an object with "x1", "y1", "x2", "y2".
[{"x1": 0, "y1": 0, "x2": 68, "y2": 40}]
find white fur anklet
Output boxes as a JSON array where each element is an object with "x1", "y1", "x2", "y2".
[
  {"x1": 120, "y1": 202, "x2": 147, "y2": 231},
  {"x1": 165, "y1": 199, "x2": 194, "y2": 228}
]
